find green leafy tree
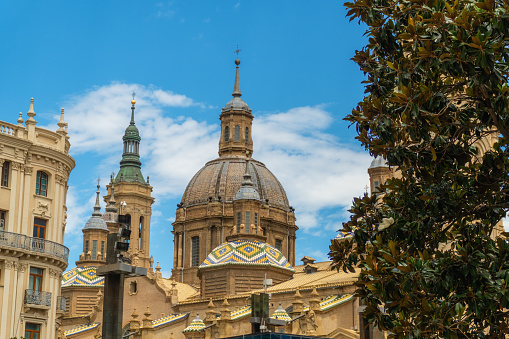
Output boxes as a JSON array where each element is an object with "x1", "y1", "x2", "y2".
[{"x1": 329, "y1": 0, "x2": 509, "y2": 337}]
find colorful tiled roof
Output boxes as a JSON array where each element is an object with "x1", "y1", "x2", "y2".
[
  {"x1": 271, "y1": 305, "x2": 291, "y2": 322},
  {"x1": 231, "y1": 305, "x2": 251, "y2": 320},
  {"x1": 62, "y1": 266, "x2": 104, "y2": 287},
  {"x1": 200, "y1": 240, "x2": 294, "y2": 272},
  {"x1": 153, "y1": 313, "x2": 189, "y2": 328},
  {"x1": 182, "y1": 315, "x2": 206, "y2": 332},
  {"x1": 320, "y1": 294, "x2": 354, "y2": 310},
  {"x1": 64, "y1": 323, "x2": 99, "y2": 336}
]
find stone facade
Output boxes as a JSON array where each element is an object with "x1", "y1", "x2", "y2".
[{"x1": 0, "y1": 99, "x2": 74, "y2": 338}]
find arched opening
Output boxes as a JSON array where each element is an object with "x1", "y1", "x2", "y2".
[
  {"x1": 35, "y1": 171, "x2": 48, "y2": 196},
  {"x1": 234, "y1": 125, "x2": 240, "y2": 141},
  {"x1": 245, "y1": 127, "x2": 249, "y2": 144},
  {"x1": 224, "y1": 126, "x2": 230, "y2": 142}
]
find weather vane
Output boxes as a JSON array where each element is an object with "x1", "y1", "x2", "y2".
[
  {"x1": 132, "y1": 91, "x2": 136, "y2": 100},
  {"x1": 97, "y1": 177, "x2": 101, "y2": 187},
  {"x1": 234, "y1": 45, "x2": 242, "y2": 58}
]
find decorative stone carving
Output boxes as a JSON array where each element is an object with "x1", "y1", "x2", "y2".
[
  {"x1": 55, "y1": 174, "x2": 66, "y2": 185},
  {"x1": 24, "y1": 166, "x2": 33, "y2": 175},
  {"x1": 14, "y1": 262, "x2": 27, "y2": 272},
  {"x1": 50, "y1": 269, "x2": 62, "y2": 278},
  {"x1": 4, "y1": 260, "x2": 13, "y2": 270},
  {"x1": 33, "y1": 198, "x2": 51, "y2": 218}
]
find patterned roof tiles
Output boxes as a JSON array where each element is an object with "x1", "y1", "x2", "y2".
[
  {"x1": 231, "y1": 305, "x2": 251, "y2": 320},
  {"x1": 181, "y1": 158, "x2": 290, "y2": 209},
  {"x1": 182, "y1": 315, "x2": 206, "y2": 332},
  {"x1": 62, "y1": 266, "x2": 104, "y2": 287},
  {"x1": 152, "y1": 313, "x2": 189, "y2": 328},
  {"x1": 320, "y1": 294, "x2": 354, "y2": 311},
  {"x1": 271, "y1": 305, "x2": 291, "y2": 322},
  {"x1": 199, "y1": 240, "x2": 294, "y2": 272},
  {"x1": 64, "y1": 323, "x2": 99, "y2": 336}
]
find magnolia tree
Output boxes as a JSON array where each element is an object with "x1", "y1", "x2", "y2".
[{"x1": 330, "y1": 0, "x2": 509, "y2": 337}]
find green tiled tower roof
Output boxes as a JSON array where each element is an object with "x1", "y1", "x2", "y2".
[{"x1": 115, "y1": 98, "x2": 145, "y2": 184}]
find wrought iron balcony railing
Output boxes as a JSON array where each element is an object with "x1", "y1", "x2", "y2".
[
  {"x1": 24, "y1": 289, "x2": 52, "y2": 307},
  {"x1": 56, "y1": 296, "x2": 66, "y2": 311},
  {"x1": 0, "y1": 230, "x2": 69, "y2": 261}
]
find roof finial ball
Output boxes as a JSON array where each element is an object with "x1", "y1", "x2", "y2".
[
  {"x1": 234, "y1": 45, "x2": 242, "y2": 66},
  {"x1": 131, "y1": 91, "x2": 136, "y2": 106}
]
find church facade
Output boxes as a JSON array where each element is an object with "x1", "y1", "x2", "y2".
[{"x1": 60, "y1": 59, "x2": 366, "y2": 339}]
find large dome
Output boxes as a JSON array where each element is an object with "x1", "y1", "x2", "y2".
[{"x1": 181, "y1": 157, "x2": 290, "y2": 210}]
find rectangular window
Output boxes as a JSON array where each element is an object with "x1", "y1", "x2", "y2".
[
  {"x1": 25, "y1": 323, "x2": 41, "y2": 339},
  {"x1": 36, "y1": 171, "x2": 48, "y2": 196},
  {"x1": 33, "y1": 218, "x2": 46, "y2": 239},
  {"x1": 0, "y1": 210, "x2": 6, "y2": 231},
  {"x1": 1, "y1": 161, "x2": 9, "y2": 187},
  {"x1": 100, "y1": 241, "x2": 105, "y2": 260},
  {"x1": 245, "y1": 211, "x2": 251, "y2": 233},
  {"x1": 254, "y1": 213, "x2": 258, "y2": 233},
  {"x1": 191, "y1": 236, "x2": 200, "y2": 267},
  {"x1": 236, "y1": 212, "x2": 241, "y2": 233},
  {"x1": 29, "y1": 267, "x2": 43, "y2": 291},
  {"x1": 85, "y1": 240, "x2": 89, "y2": 255},
  {"x1": 275, "y1": 239, "x2": 282, "y2": 252},
  {"x1": 92, "y1": 240, "x2": 98, "y2": 260}
]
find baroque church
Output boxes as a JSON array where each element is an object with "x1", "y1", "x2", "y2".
[{"x1": 59, "y1": 58, "x2": 375, "y2": 339}]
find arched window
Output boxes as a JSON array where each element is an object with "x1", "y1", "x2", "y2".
[
  {"x1": 236, "y1": 212, "x2": 241, "y2": 233},
  {"x1": 245, "y1": 127, "x2": 249, "y2": 144},
  {"x1": 191, "y1": 236, "x2": 200, "y2": 267},
  {"x1": 234, "y1": 125, "x2": 240, "y2": 141},
  {"x1": 224, "y1": 126, "x2": 230, "y2": 142},
  {"x1": 245, "y1": 211, "x2": 251, "y2": 233},
  {"x1": 36, "y1": 171, "x2": 48, "y2": 196}
]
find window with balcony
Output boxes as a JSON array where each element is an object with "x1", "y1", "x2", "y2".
[
  {"x1": 29, "y1": 267, "x2": 43, "y2": 291},
  {"x1": 1, "y1": 161, "x2": 9, "y2": 187},
  {"x1": 36, "y1": 171, "x2": 48, "y2": 196},
  {"x1": 191, "y1": 236, "x2": 200, "y2": 267},
  {"x1": 33, "y1": 218, "x2": 46, "y2": 239},
  {"x1": 25, "y1": 323, "x2": 41, "y2": 339}
]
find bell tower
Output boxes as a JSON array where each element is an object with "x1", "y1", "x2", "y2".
[
  {"x1": 104, "y1": 97, "x2": 155, "y2": 270},
  {"x1": 218, "y1": 56, "x2": 254, "y2": 157}
]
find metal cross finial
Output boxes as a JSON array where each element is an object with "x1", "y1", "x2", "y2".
[
  {"x1": 132, "y1": 91, "x2": 136, "y2": 100},
  {"x1": 234, "y1": 45, "x2": 242, "y2": 58},
  {"x1": 97, "y1": 177, "x2": 101, "y2": 186},
  {"x1": 364, "y1": 183, "x2": 369, "y2": 194}
]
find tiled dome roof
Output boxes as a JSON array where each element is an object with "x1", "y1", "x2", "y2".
[
  {"x1": 181, "y1": 158, "x2": 289, "y2": 209},
  {"x1": 199, "y1": 240, "x2": 294, "y2": 272},
  {"x1": 182, "y1": 315, "x2": 206, "y2": 333},
  {"x1": 271, "y1": 304, "x2": 292, "y2": 322},
  {"x1": 62, "y1": 266, "x2": 104, "y2": 287}
]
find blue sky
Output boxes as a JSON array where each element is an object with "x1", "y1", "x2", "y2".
[{"x1": 1, "y1": 1, "x2": 373, "y2": 276}]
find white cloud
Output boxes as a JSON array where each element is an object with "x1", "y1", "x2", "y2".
[{"x1": 63, "y1": 83, "x2": 370, "y2": 238}]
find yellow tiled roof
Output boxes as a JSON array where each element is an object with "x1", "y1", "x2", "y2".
[{"x1": 158, "y1": 278, "x2": 198, "y2": 301}]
